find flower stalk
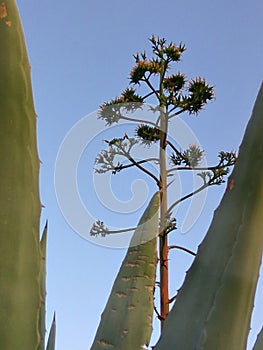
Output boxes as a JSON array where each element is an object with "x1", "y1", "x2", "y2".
[{"x1": 91, "y1": 35, "x2": 235, "y2": 343}]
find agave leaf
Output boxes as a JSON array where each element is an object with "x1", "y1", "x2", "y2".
[
  {"x1": 91, "y1": 192, "x2": 160, "y2": 350},
  {"x1": 253, "y1": 326, "x2": 263, "y2": 350},
  {"x1": 0, "y1": 1, "x2": 42, "y2": 349},
  {"x1": 38, "y1": 222, "x2": 48, "y2": 350},
  {"x1": 154, "y1": 85, "x2": 263, "y2": 350},
  {"x1": 46, "y1": 314, "x2": 56, "y2": 350}
]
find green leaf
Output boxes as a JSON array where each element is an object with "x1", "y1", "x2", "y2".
[
  {"x1": 0, "y1": 1, "x2": 42, "y2": 349},
  {"x1": 38, "y1": 223, "x2": 48, "y2": 350},
  {"x1": 154, "y1": 84, "x2": 263, "y2": 350},
  {"x1": 91, "y1": 192, "x2": 160, "y2": 350},
  {"x1": 253, "y1": 326, "x2": 263, "y2": 350},
  {"x1": 46, "y1": 314, "x2": 56, "y2": 350}
]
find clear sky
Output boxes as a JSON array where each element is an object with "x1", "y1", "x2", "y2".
[{"x1": 16, "y1": 1, "x2": 262, "y2": 349}]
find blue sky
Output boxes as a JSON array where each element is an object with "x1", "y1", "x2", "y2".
[{"x1": 17, "y1": 1, "x2": 262, "y2": 349}]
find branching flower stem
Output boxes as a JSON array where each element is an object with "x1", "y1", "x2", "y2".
[
  {"x1": 142, "y1": 90, "x2": 160, "y2": 100},
  {"x1": 114, "y1": 157, "x2": 159, "y2": 172},
  {"x1": 160, "y1": 59, "x2": 169, "y2": 89},
  {"x1": 166, "y1": 140, "x2": 185, "y2": 159},
  {"x1": 168, "y1": 294, "x2": 177, "y2": 304},
  {"x1": 169, "y1": 245, "x2": 196, "y2": 256},
  {"x1": 168, "y1": 164, "x2": 231, "y2": 173},
  {"x1": 103, "y1": 226, "x2": 137, "y2": 235},
  {"x1": 142, "y1": 75, "x2": 161, "y2": 102},
  {"x1": 119, "y1": 115, "x2": 157, "y2": 127},
  {"x1": 154, "y1": 304, "x2": 165, "y2": 321},
  {"x1": 168, "y1": 182, "x2": 209, "y2": 214},
  {"x1": 123, "y1": 151, "x2": 161, "y2": 186},
  {"x1": 168, "y1": 107, "x2": 187, "y2": 118}
]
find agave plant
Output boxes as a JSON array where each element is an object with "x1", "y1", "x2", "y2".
[{"x1": 0, "y1": 1, "x2": 55, "y2": 349}]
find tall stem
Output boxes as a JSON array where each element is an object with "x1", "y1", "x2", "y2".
[{"x1": 159, "y1": 104, "x2": 169, "y2": 328}]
